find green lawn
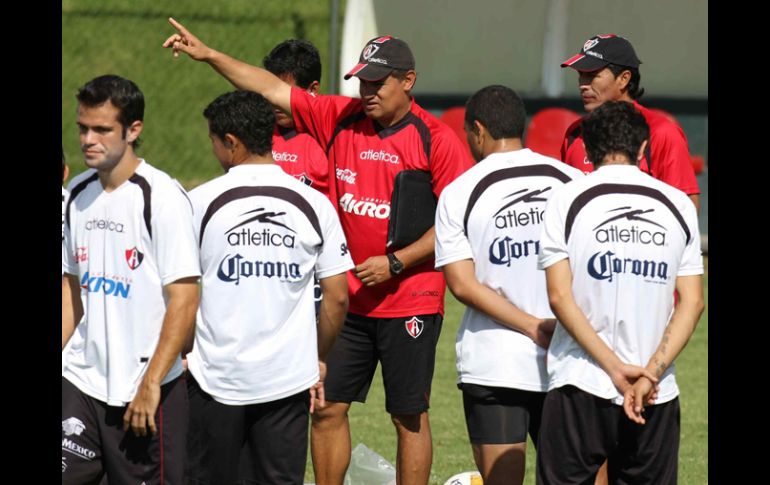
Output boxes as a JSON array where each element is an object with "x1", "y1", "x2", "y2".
[
  {"x1": 306, "y1": 273, "x2": 709, "y2": 484},
  {"x1": 63, "y1": 0, "x2": 341, "y2": 186}
]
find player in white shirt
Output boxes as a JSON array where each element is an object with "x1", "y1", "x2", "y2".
[
  {"x1": 434, "y1": 85, "x2": 583, "y2": 485},
  {"x1": 185, "y1": 90, "x2": 352, "y2": 484},
  {"x1": 536, "y1": 101, "x2": 704, "y2": 484},
  {"x1": 62, "y1": 75, "x2": 201, "y2": 484}
]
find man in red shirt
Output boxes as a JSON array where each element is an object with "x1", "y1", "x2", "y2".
[
  {"x1": 560, "y1": 34, "x2": 700, "y2": 212},
  {"x1": 263, "y1": 39, "x2": 331, "y2": 198},
  {"x1": 164, "y1": 19, "x2": 473, "y2": 485}
]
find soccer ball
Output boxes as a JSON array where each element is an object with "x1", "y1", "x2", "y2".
[{"x1": 442, "y1": 471, "x2": 483, "y2": 485}]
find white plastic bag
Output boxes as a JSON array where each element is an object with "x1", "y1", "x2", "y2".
[{"x1": 343, "y1": 443, "x2": 396, "y2": 485}]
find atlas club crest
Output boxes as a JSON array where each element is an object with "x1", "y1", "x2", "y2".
[
  {"x1": 125, "y1": 247, "x2": 144, "y2": 270},
  {"x1": 363, "y1": 44, "x2": 380, "y2": 60},
  {"x1": 405, "y1": 316, "x2": 424, "y2": 338}
]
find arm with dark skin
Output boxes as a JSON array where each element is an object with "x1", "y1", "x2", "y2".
[
  {"x1": 310, "y1": 273, "x2": 349, "y2": 412},
  {"x1": 123, "y1": 277, "x2": 199, "y2": 436},
  {"x1": 163, "y1": 18, "x2": 292, "y2": 115},
  {"x1": 442, "y1": 259, "x2": 555, "y2": 348}
]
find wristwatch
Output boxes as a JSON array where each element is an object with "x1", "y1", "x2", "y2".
[{"x1": 387, "y1": 253, "x2": 405, "y2": 275}]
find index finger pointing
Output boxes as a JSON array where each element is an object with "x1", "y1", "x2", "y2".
[{"x1": 168, "y1": 17, "x2": 190, "y2": 36}]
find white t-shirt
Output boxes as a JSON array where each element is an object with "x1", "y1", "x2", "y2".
[
  {"x1": 62, "y1": 160, "x2": 201, "y2": 406},
  {"x1": 435, "y1": 149, "x2": 583, "y2": 391},
  {"x1": 538, "y1": 164, "x2": 703, "y2": 405},
  {"x1": 187, "y1": 164, "x2": 353, "y2": 405}
]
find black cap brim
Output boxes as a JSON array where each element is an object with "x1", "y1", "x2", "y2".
[
  {"x1": 344, "y1": 63, "x2": 393, "y2": 81},
  {"x1": 560, "y1": 53, "x2": 609, "y2": 71}
]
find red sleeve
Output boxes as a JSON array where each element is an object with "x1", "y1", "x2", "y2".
[
  {"x1": 650, "y1": 122, "x2": 700, "y2": 195},
  {"x1": 428, "y1": 128, "x2": 475, "y2": 198},
  {"x1": 290, "y1": 88, "x2": 359, "y2": 151},
  {"x1": 306, "y1": 138, "x2": 330, "y2": 198}
]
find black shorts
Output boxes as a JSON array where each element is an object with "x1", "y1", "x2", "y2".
[
  {"x1": 323, "y1": 312, "x2": 443, "y2": 415},
  {"x1": 536, "y1": 385, "x2": 680, "y2": 485},
  {"x1": 61, "y1": 375, "x2": 188, "y2": 485},
  {"x1": 460, "y1": 383, "x2": 546, "y2": 445},
  {"x1": 185, "y1": 375, "x2": 310, "y2": 485}
]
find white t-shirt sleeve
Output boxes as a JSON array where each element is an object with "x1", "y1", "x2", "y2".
[
  {"x1": 188, "y1": 185, "x2": 207, "y2": 249},
  {"x1": 434, "y1": 187, "x2": 473, "y2": 269},
  {"x1": 676, "y1": 199, "x2": 704, "y2": 277},
  {"x1": 152, "y1": 182, "x2": 201, "y2": 285},
  {"x1": 315, "y1": 197, "x2": 354, "y2": 279},
  {"x1": 538, "y1": 186, "x2": 570, "y2": 270},
  {"x1": 62, "y1": 204, "x2": 76, "y2": 276}
]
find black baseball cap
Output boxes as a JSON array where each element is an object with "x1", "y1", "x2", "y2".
[
  {"x1": 344, "y1": 35, "x2": 415, "y2": 81},
  {"x1": 561, "y1": 34, "x2": 642, "y2": 71}
]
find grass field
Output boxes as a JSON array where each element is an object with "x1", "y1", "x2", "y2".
[
  {"x1": 63, "y1": 0, "x2": 341, "y2": 185},
  {"x1": 305, "y1": 271, "x2": 709, "y2": 484}
]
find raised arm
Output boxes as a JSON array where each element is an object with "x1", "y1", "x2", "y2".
[
  {"x1": 123, "y1": 277, "x2": 199, "y2": 436},
  {"x1": 162, "y1": 17, "x2": 292, "y2": 115},
  {"x1": 442, "y1": 259, "x2": 555, "y2": 348}
]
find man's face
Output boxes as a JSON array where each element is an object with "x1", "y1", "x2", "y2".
[
  {"x1": 358, "y1": 72, "x2": 411, "y2": 122},
  {"x1": 77, "y1": 101, "x2": 136, "y2": 172},
  {"x1": 577, "y1": 67, "x2": 627, "y2": 112}
]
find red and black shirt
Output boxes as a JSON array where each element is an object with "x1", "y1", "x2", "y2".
[
  {"x1": 273, "y1": 126, "x2": 330, "y2": 199},
  {"x1": 560, "y1": 100, "x2": 700, "y2": 195},
  {"x1": 291, "y1": 88, "x2": 473, "y2": 317}
]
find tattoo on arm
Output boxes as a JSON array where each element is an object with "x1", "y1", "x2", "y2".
[{"x1": 654, "y1": 359, "x2": 667, "y2": 377}]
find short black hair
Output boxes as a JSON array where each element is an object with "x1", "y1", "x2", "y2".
[
  {"x1": 582, "y1": 101, "x2": 649, "y2": 166},
  {"x1": 203, "y1": 91, "x2": 275, "y2": 156},
  {"x1": 76, "y1": 74, "x2": 145, "y2": 148},
  {"x1": 464, "y1": 85, "x2": 527, "y2": 139},
  {"x1": 262, "y1": 39, "x2": 322, "y2": 89},
  {"x1": 607, "y1": 63, "x2": 645, "y2": 100},
  {"x1": 62, "y1": 146, "x2": 66, "y2": 182}
]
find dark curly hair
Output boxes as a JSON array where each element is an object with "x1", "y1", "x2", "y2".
[
  {"x1": 203, "y1": 91, "x2": 275, "y2": 156},
  {"x1": 582, "y1": 101, "x2": 649, "y2": 166}
]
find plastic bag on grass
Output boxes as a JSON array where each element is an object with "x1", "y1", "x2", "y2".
[{"x1": 343, "y1": 443, "x2": 396, "y2": 485}]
